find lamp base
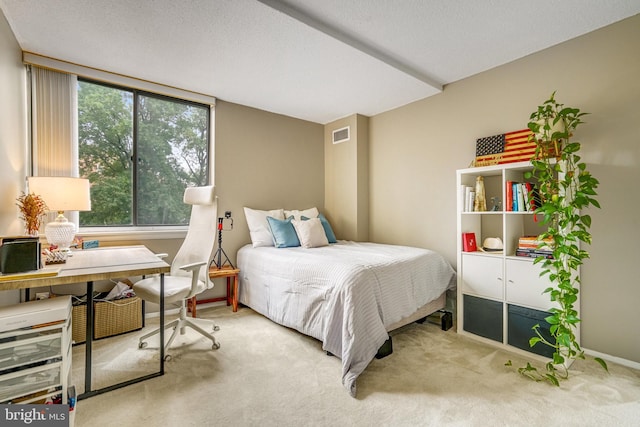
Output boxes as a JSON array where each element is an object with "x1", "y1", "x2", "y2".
[{"x1": 45, "y1": 212, "x2": 76, "y2": 252}]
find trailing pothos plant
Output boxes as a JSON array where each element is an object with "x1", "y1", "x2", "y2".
[{"x1": 506, "y1": 92, "x2": 607, "y2": 385}]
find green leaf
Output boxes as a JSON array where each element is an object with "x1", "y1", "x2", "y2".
[
  {"x1": 553, "y1": 353, "x2": 565, "y2": 365},
  {"x1": 545, "y1": 374, "x2": 560, "y2": 387},
  {"x1": 594, "y1": 357, "x2": 609, "y2": 372},
  {"x1": 545, "y1": 315, "x2": 559, "y2": 325}
]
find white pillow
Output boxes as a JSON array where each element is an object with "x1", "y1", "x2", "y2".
[
  {"x1": 284, "y1": 207, "x2": 319, "y2": 221},
  {"x1": 244, "y1": 207, "x2": 285, "y2": 247},
  {"x1": 292, "y1": 218, "x2": 329, "y2": 248}
]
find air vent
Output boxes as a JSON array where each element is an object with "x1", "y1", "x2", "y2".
[{"x1": 332, "y1": 126, "x2": 350, "y2": 144}]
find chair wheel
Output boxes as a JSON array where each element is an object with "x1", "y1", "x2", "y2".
[
  {"x1": 138, "y1": 341, "x2": 147, "y2": 349},
  {"x1": 212, "y1": 342, "x2": 221, "y2": 350},
  {"x1": 164, "y1": 354, "x2": 173, "y2": 362},
  {"x1": 213, "y1": 325, "x2": 220, "y2": 332}
]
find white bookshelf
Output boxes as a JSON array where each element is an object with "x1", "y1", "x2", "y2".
[{"x1": 456, "y1": 161, "x2": 579, "y2": 359}]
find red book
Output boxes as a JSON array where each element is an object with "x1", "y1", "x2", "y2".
[
  {"x1": 462, "y1": 232, "x2": 477, "y2": 252},
  {"x1": 505, "y1": 181, "x2": 513, "y2": 211}
]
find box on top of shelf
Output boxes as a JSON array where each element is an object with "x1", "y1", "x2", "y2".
[{"x1": 0, "y1": 296, "x2": 71, "y2": 333}]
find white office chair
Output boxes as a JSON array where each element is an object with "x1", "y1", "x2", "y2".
[{"x1": 134, "y1": 185, "x2": 220, "y2": 359}]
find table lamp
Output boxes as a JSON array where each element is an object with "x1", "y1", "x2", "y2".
[{"x1": 27, "y1": 177, "x2": 91, "y2": 251}]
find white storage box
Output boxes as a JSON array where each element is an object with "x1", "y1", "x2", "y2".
[{"x1": 0, "y1": 296, "x2": 72, "y2": 333}]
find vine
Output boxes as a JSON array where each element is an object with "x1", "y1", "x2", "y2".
[{"x1": 506, "y1": 92, "x2": 607, "y2": 385}]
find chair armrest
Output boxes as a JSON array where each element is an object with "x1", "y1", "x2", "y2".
[
  {"x1": 179, "y1": 261, "x2": 207, "y2": 272},
  {"x1": 179, "y1": 261, "x2": 208, "y2": 299}
]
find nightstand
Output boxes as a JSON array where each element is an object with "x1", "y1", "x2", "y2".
[{"x1": 188, "y1": 266, "x2": 240, "y2": 317}]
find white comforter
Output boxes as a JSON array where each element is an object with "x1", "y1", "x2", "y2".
[{"x1": 237, "y1": 241, "x2": 456, "y2": 397}]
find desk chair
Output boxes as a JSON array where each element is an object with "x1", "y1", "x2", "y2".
[{"x1": 134, "y1": 185, "x2": 220, "y2": 359}]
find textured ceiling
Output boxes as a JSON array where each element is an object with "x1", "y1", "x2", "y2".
[{"x1": 1, "y1": 0, "x2": 639, "y2": 124}]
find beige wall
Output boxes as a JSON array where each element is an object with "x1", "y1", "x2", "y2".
[
  {"x1": 324, "y1": 114, "x2": 369, "y2": 241},
  {"x1": 0, "y1": 9, "x2": 27, "y2": 305},
  {"x1": 368, "y1": 15, "x2": 640, "y2": 363},
  {"x1": 214, "y1": 100, "x2": 324, "y2": 263},
  {"x1": 0, "y1": 10, "x2": 27, "y2": 236}
]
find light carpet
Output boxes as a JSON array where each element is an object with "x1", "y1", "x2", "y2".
[{"x1": 73, "y1": 305, "x2": 640, "y2": 427}]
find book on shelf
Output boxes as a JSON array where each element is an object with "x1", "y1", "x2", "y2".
[
  {"x1": 516, "y1": 183, "x2": 526, "y2": 212},
  {"x1": 518, "y1": 235, "x2": 553, "y2": 250},
  {"x1": 515, "y1": 248, "x2": 554, "y2": 259},
  {"x1": 506, "y1": 181, "x2": 539, "y2": 212},
  {"x1": 462, "y1": 232, "x2": 477, "y2": 252},
  {"x1": 459, "y1": 185, "x2": 476, "y2": 212}
]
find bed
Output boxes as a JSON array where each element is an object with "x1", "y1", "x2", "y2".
[{"x1": 237, "y1": 239, "x2": 456, "y2": 397}]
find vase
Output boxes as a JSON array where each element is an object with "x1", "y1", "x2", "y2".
[{"x1": 25, "y1": 221, "x2": 40, "y2": 237}]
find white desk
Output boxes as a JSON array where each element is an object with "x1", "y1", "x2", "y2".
[{"x1": 0, "y1": 245, "x2": 170, "y2": 400}]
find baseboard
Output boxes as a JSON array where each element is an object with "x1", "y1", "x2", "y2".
[{"x1": 584, "y1": 348, "x2": 640, "y2": 370}]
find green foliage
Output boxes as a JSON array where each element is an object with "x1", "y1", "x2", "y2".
[
  {"x1": 516, "y1": 92, "x2": 607, "y2": 385},
  {"x1": 77, "y1": 81, "x2": 209, "y2": 226}
]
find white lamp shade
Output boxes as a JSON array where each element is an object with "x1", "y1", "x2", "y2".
[
  {"x1": 27, "y1": 177, "x2": 91, "y2": 212},
  {"x1": 27, "y1": 176, "x2": 91, "y2": 251}
]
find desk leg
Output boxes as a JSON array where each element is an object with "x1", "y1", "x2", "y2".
[
  {"x1": 160, "y1": 272, "x2": 165, "y2": 373},
  {"x1": 84, "y1": 281, "x2": 94, "y2": 394},
  {"x1": 78, "y1": 274, "x2": 166, "y2": 400}
]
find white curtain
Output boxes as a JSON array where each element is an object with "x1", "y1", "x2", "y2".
[{"x1": 30, "y1": 66, "x2": 79, "y2": 225}]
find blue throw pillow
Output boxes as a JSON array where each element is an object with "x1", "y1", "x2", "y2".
[
  {"x1": 266, "y1": 216, "x2": 300, "y2": 248},
  {"x1": 301, "y1": 213, "x2": 337, "y2": 243}
]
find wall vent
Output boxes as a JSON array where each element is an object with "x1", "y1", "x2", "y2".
[{"x1": 332, "y1": 126, "x2": 350, "y2": 144}]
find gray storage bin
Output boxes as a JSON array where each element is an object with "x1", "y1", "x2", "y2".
[
  {"x1": 507, "y1": 304, "x2": 555, "y2": 358},
  {"x1": 463, "y1": 294, "x2": 503, "y2": 342}
]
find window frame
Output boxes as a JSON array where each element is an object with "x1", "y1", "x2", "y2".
[{"x1": 77, "y1": 77, "x2": 213, "y2": 234}]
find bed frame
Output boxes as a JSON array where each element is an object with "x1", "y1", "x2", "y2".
[{"x1": 373, "y1": 292, "x2": 453, "y2": 359}]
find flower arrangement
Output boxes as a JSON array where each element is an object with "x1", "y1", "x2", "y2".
[{"x1": 16, "y1": 192, "x2": 48, "y2": 236}]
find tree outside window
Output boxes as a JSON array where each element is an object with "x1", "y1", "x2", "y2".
[{"x1": 78, "y1": 80, "x2": 210, "y2": 227}]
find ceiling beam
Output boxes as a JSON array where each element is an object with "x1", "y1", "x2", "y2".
[{"x1": 257, "y1": 0, "x2": 443, "y2": 92}]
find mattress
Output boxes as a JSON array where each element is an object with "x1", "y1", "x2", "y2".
[{"x1": 237, "y1": 240, "x2": 456, "y2": 397}]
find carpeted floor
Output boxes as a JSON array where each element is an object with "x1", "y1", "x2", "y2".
[{"x1": 73, "y1": 305, "x2": 640, "y2": 427}]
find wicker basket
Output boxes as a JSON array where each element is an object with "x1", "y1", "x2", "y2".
[{"x1": 72, "y1": 297, "x2": 143, "y2": 344}]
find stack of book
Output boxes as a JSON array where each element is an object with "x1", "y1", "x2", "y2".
[
  {"x1": 515, "y1": 236, "x2": 554, "y2": 259},
  {"x1": 459, "y1": 185, "x2": 476, "y2": 212},
  {"x1": 506, "y1": 181, "x2": 540, "y2": 212}
]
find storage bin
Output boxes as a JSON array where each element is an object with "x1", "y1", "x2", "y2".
[
  {"x1": 507, "y1": 304, "x2": 554, "y2": 358},
  {"x1": 0, "y1": 365, "x2": 60, "y2": 402},
  {"x1": 72, "y1": 297, "x2": 143, "y2": 344},
  {"x1": 463, "y1": 294, "x2": 503, "y2": 342}
]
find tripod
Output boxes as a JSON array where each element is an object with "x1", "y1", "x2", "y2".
[{"x1": 211, "y1": 216, "x2": 234, "y2": 269}]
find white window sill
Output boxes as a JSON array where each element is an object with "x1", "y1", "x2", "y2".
[{"x1": 77, "y1": 226, "x2": 188, "y2": 241}]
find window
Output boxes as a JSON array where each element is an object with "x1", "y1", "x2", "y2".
[{"x1": 78, "y1": 79, "x2": 210, "y2": 227}]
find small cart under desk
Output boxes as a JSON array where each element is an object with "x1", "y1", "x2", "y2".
[{"x1": 0, "y1": 296, "x2": 72, "y2": 406}]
